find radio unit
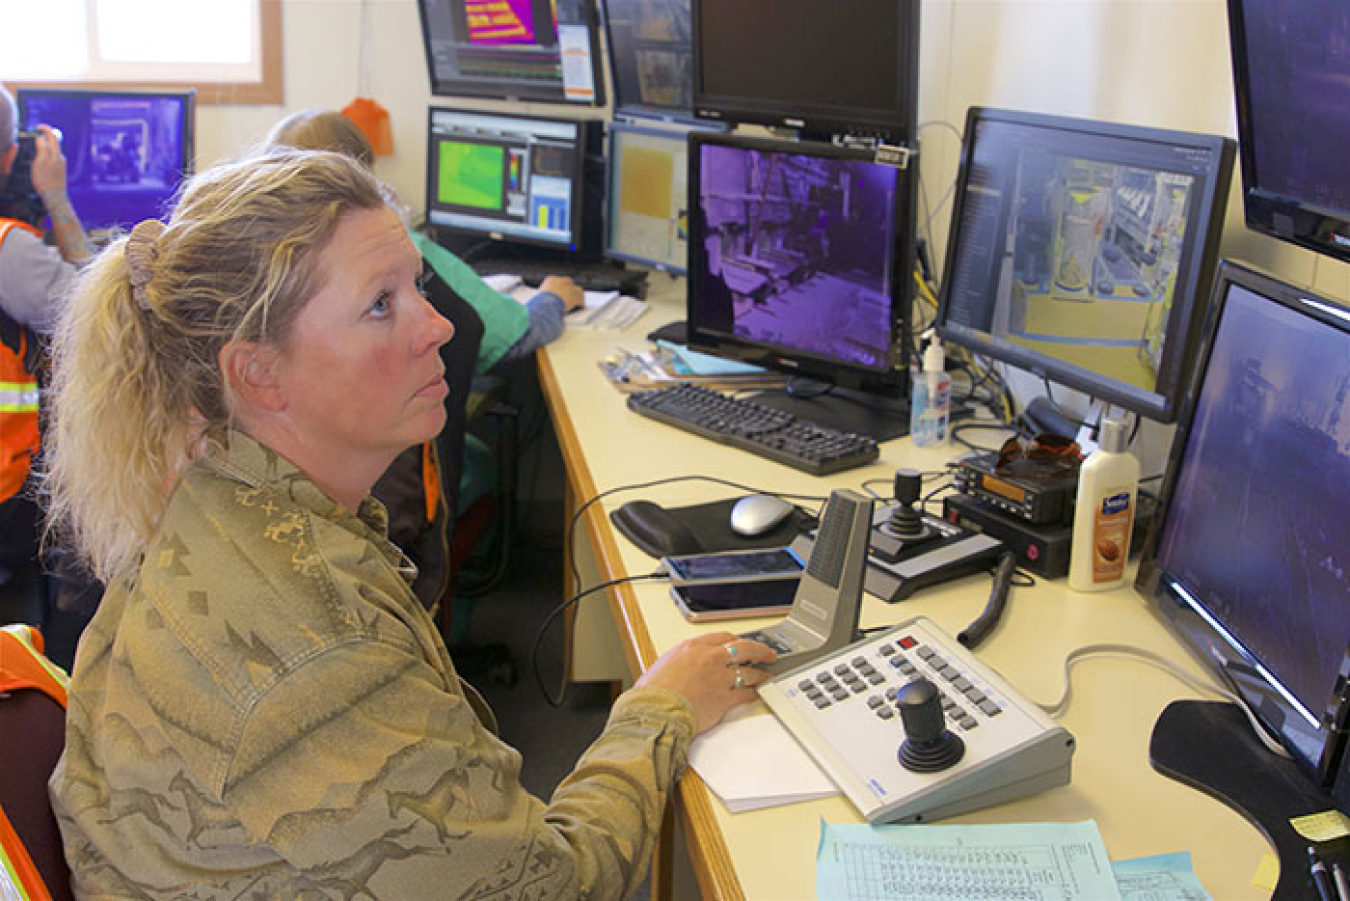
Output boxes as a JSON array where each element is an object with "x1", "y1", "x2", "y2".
[{"x1": 952, "y1": 451, "x2": 1078, "y2": 525}]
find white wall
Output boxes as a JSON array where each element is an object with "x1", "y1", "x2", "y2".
[{"x1": 196, "y1": 0, "x2": 1350, "y2": 470}]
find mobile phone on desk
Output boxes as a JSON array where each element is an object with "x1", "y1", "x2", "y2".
[
  {"x1": 670, "y1": 578, "x2": 799, "y2": 622},
  {"x1": 662, "y1": 547, "x2": 805, "y2": 586}
]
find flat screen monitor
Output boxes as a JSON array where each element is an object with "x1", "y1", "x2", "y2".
[
  {"x1": 417, "y1": 0, "x2": 605, "y2": 106},
  {"x1": 605, "y1": 121, "x2": 698, "y2": 274},
  {"x1": 1228, "y1": 0, "x2": 1350, "y2": 262},
  {"x1": 686, "y1": 131, "x2": 915, "y2": 438},
  {"x1": 935, "y1": 108, "x2": 1236, "y2": 423},
  {"x1": 424, "y1": 106, "x2": 600, "y2": 254},
  {"x1": 691, "y1": 0, "x2": 919, "y2": 142},
  {"x1": 14, "y1": 88, "x2": 195, "y2": 235},
  {"x1": 1136, "y1": 259, "x2": 1350, "y2": 784},
  {"x1": 601, "y1": 0, "x2": 695, "y2": 120}
]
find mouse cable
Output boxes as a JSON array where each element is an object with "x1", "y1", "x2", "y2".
[
  {"x1": 1035, "y1": 642, "x2": 1292, "y2": 759},
  {"x1": 564, "y1": 475, "x2": 829, "y2": 592},
  {"x1": 529, "y1": 571, "x2": 666, "y2": 709}
]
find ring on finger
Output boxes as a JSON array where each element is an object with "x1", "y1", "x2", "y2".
[
  {"x1": 733, "y1": 667, "x2": 746, "y2": 690},
  {"x1": 724, "y1": 643, "x2": 739, "y2": 664}
]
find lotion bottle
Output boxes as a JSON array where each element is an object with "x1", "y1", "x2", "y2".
[
  {"x1": 1068, "y1": 418, "x2": 1139, "y2": 591},
  {"x1": 910, "y1": 331, "x2": 951, "y2": 447}
]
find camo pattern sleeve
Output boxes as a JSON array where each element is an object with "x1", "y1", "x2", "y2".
[{"x1": 49, "y1": 430, "x2": 696, "y2": 899}]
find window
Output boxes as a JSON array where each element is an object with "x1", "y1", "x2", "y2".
[{"x1": 0, "y1": 0, "x2": 281, "y2": 104}]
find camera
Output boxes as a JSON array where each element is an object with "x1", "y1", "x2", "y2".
[{"x1": 0, "y1": 130, "x2": 49, "y2": 226}]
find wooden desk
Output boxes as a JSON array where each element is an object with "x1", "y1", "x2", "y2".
[{"x1": 537, "y1": 279, "x2": 1272, "y2": 900}]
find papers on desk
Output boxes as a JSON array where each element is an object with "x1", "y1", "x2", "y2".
[
  {"x1": 688, "y1": 709, "x2": 839, "y2": 813},
  {"x1": 814, "y1": 820, "x2": 1212, "y2": 901},
  {"x1": 482, "y1": 273, "x2": 523, "y2": 294},
  {"x1": 566, "y1": 291, "x2": 649, "y2": 330},
  {"x1": 598, "y1": 345, "x2": 788, "y2": 393},
  {"x1": 816, "y1": 819, "x2": 1122, "y2": 900}
]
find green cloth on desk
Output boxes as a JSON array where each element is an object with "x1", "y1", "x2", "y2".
[{"x1": 411, "y1": 230, "x2": 529, "y2": 373}]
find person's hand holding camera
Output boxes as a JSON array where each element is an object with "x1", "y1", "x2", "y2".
[{"x1": 28, "y1": 125, "x2": 71, "y2": 205}]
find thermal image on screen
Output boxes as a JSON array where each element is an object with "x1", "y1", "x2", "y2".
[
  {"x1": 997, "y1": 151, "x2": 1195, "y2": 391},
  {"x1": 697, "y1": 145, "x2": 896, "y2": 369},
  {"x1": 438, "y1": 141, "x2": 505, "y2": 210},
  {"x1": 619, "y1": 146, "x2": 673, "y2": 220},
  {"x1": 464, "y1": 0, "x2": 536, "y2": 44}
]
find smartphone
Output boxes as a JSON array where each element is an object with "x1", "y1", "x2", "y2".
[
  {"x1": 661, "y1": 546, "x2": 806, "y2": 586},
  {"x1": 670, "y1": 578, "x2": 799, "y2": 622}
]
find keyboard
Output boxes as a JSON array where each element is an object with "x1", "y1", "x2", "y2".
[
  {"x1": 626, "y1": 383, "x2": 880, "y2": 476},
  {"x1": 758, "y1": 615, "x2": 1075, "y2": 823},
  {"x1": 470, "y1": 257, "x2": 650, "y2": 297}
]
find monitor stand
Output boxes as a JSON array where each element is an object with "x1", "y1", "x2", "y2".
[
  {"x1": 748, "y1": 381, "x2": 910, "y2": 442},
  {"x1": 1149, "y1": 699, "x2": 1342, "y2": 900}
]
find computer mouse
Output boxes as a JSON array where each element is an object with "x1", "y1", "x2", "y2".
[{"x1": 729, "y1": 494, "x2": 796, "y2": 538}]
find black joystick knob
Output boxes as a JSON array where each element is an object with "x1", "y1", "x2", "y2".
[
  {"x1": 897, "y1": 678, "x2": 965, "y2": 773},
  {"x1": 886, "y1": 469, "x2": 928, "y2": 540}
]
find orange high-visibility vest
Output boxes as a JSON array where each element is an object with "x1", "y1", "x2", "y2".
[
  {"x1": 0, "y1": 624, "x2": 69, "y2": 900},
  {"x1": 0, "y1": 218, "x2": 43, "y2": 504}
]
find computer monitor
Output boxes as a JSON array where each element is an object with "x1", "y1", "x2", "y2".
[
  {"x1": 691, "y1": 0, "x2": 919, "y2": 142},
  {"x1": 416, "y1": 0, "x2": 605, "y2": 106},
  {"x1": 601, "y1": 0, "x2": 695, "y2": 121},
  {"x1": 934, "y1": 107, "x2": 1236, "y2": 424},
  {"x1": 605, "y1": 121, "x2": 699, "y2": 274},
  {"x1": 14, "y1": 88, "x2": 195, "y2": 235},
  {"x1": 686, "y1": 131, "x2": 915, "y2": 439},
  {"x1": 424, "y1": 106, "x2": 601, "y2": 255},
  {"x1": 1136, "y1": 259, "x2": 1350, "y2": 786},
  {"x1": 1228, "y1": 0, "x2": 1350, "y2": 263}
]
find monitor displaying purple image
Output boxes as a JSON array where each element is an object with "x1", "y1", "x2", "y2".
[
  {"x1": 16, "y1": 88, "x2": 195, "y2": 235},
  {"x1": 688, "y1": 134, "x2": 907, "y2": 372}
]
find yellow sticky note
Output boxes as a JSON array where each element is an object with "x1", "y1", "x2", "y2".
[
  {"x1": 1251, "y1": 853, "x2": 1279, "y2": 892},
  {"x1": 1290, "y1": 810, "x2": 1350, "y2": 843}
]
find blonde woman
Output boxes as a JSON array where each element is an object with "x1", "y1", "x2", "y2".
[{"x1": 45, "y1": 149, "x2": 774, "y2": 898}]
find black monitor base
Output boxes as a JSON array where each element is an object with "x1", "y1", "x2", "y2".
[
  {"x1": 1150, "y1": 699, "x2": 1346, "y2": 900},
  {"x1": 749, "y1": 382, "x2": 910, "y2": 442}
]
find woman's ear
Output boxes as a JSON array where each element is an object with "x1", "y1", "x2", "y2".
[{"x1": 219, "y1": 340, "x2": 286, "y2": 414}]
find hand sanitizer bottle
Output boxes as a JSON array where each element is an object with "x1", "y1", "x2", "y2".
[
  {"x1": 910, "y1": 331, "x2": 951, "y2": 447},
  {"x1": 1068, "y1": 418, "x2": 1139, "y2": 591}
]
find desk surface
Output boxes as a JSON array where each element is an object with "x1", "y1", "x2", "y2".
[{"x1": 537, "y1": 277, "x2": 1272, "y2": 900}]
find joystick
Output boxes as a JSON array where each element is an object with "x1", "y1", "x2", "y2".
[
  {"x1": 897, "y1": 678, "x2": 965, "y2": 773},
  {"x1": 882, "y1": 469, "x2": 933, "y2": 544}
]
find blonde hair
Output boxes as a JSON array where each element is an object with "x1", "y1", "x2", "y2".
[
  {"x1": 265, "y1": 108, "x2": 375, "y2": 167},
  {"x1": 44, "y1": 148, "x2": 391, "y2": 582}
]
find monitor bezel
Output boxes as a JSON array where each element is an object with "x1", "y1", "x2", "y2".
[
  {"x1": 690, "y1": 0, "x2": 919, "y2": 142},
  {"x1": 685, "y1": 130, "x2": 914, "y2": 396},
  {"x1": 1134, "y1": 258, "x2": 1350, "y2": 785},
  {"x1": 1227, "y1": 0, "x2": 1350, "y2": 264},
  {"x1": 423, "y1": 105, "x2": 596, "y2": 253},
  {"x1": 933, "y1": 106, "x2": 1236, "y2": 423},
  {"x1": 415, "y1": 0, "x2": 607, "y2": 107},
  {"x1": 14, "y1": 86, "x2": 196, "y2": 234}
]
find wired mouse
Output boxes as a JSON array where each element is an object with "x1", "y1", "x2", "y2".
[{"x1": 729, "y1": 494, "x2": 795, "y2": 538}]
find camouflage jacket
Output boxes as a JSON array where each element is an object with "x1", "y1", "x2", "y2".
[{"x1": 50, "y1": 430, "x2": 695, "y2": 899}]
